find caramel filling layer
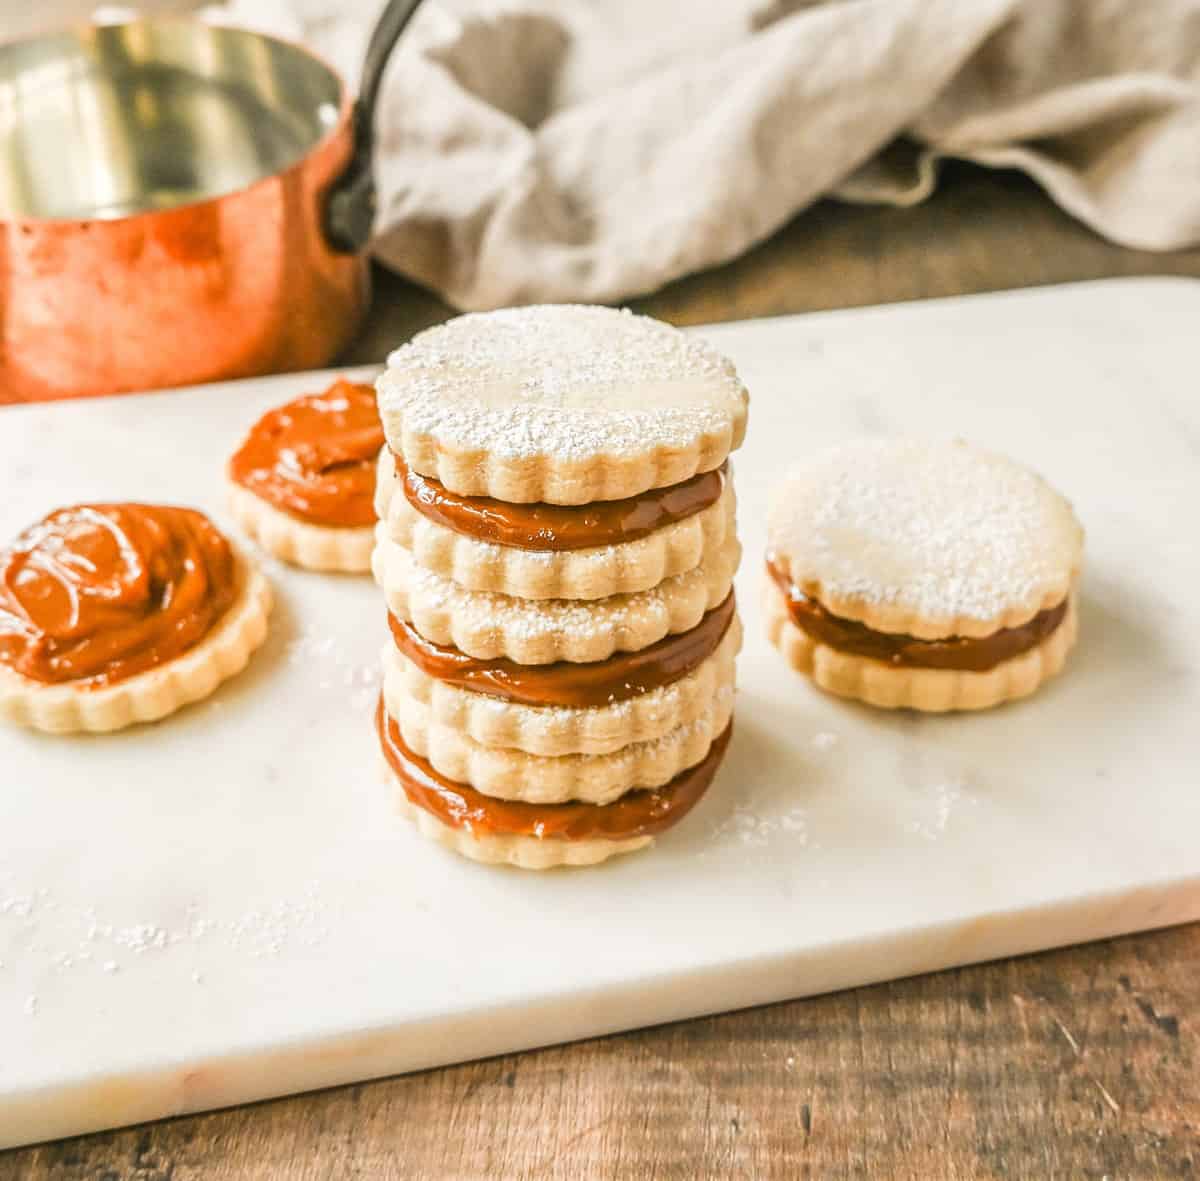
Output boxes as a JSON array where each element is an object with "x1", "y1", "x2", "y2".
[
  {"x1": 0, "y1": 504, "x2": 237, "y2": 687},
  {"x1": 230, "y1": 379, "x2": 383, "y2": 527},
  {"x1": 378, "y1": 697, "x2": 730, "y2": 841},
  {"x1": 396, "y1": 454, "x2": 727, "y2": 550},
  {"x1": 766, "y1": 560, "x2": 1067, "y2": 673},
  {"x1": 389, "y1": 592, "x2": 736, "y2": 708}
]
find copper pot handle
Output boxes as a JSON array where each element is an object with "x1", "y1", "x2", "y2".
[{"x1": 324, "y1": 0, "x2": 427, "y2": 253}]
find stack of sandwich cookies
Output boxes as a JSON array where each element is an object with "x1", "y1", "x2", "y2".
[
  {"x1": 765, "y1": 439, "x2": 1084, "y2": 712},
  {"x1": 373, "y1": 306, "x2": 748, "y2": 868}
]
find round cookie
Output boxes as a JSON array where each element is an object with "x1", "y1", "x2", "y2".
[
  {"x1": 373, "y1": 526, "x2": 741, "y2": 664},
  {"x1": 227, "y1": 379, "x2": 383, "y2": 573},
  {"x1": 376, "y1": 306, "x2": 749, "y2": 504},
  {"x1": 228, "y1": 485, "x2": 374, "y2": 574},
  {"x1": 765, "y1": 439, "x2": 1084, "y2": 711},
  {"x1": 0, "y1": 504, "x2": 272, "y2": 733}
]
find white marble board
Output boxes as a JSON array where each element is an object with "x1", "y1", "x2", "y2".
[{"x1": 1, "y1": 278, "x2": 1198, "y2": 1148}]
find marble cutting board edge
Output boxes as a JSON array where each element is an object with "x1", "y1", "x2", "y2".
[{"x1": 0, "y1": 276, "x2": 1197, "y2": 1148}]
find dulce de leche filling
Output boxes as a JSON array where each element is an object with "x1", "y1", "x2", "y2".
[
  {"x1": 389, "y1": 592, "x2": 736, "y2": 708},
  {"x1": 378, "y1": 696, "x2": 731, "y2": 840},
  {"x1": 396, "y1": 454, "x2": 727, "y2": 550},
  {"x1": 230, "y1": 380, "x2": 383, "y2": 527},
  {"x1": 0, "y1": 504, "x2": 238, "y2": 687},
  {"x1": 766, "y1": 559, "x2": 1067, "y2": 673}
]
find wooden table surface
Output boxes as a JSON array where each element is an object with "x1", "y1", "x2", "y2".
[{"x1": 4, "y1": 164, "x2": 1198, "y2": 1180}]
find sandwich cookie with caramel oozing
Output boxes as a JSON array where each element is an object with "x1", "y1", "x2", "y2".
[
  {"x1": 765, "y1": 439, "x2": 1084, "y2": 712},
  {"x1": 228, "y1": 379, "x2": 383, "y2": 572},
  {"x1": 378, "y1": 698, "x2": 733, "y2": 870},
  {"x1": 374, "y1": 304, "x2": 746, "y2": 600},
  {"x1": 0, "y1": 504, "x2": 271, "y2": 732},
  {"x1": 372, "y1": 305, "x2": 749, "y2": 868},
  {"x1": 375, "y1": 449, "x2": 737, "y2": 600},
  {"x1": 383, "y1": 596, "x2": 743, "y2": 757}
]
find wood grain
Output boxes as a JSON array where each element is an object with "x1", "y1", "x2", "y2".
[{"x1": 4, "y1": 163, "x2": 1198, "y2": 1179}]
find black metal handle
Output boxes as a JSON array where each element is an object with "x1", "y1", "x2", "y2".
[{"x1": 324, "y1": 0, "x2": 426, "y2": 254}]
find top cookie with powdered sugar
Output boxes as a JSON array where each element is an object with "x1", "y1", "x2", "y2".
[
  {"x1": 767, "y1": 439, "x2": 1084, "y2": 639},
  {"x1": 376, "y1": 306, "x2": 749, "y2": 505}
]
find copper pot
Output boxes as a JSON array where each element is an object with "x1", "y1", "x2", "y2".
[{"x1": 0, "y1": 3, "x2": 418, "y2": 403}]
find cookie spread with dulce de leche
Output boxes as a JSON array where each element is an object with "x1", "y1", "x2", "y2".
[
  {"x1": 0, "y1": 503, "x2": 237, "y2": 687},
  {"x1": 229, "y1": 379, "x2": 383, "y2": 528},
  {"x1": 0, "y1": 502, "x2": 270, "y2": 734}
]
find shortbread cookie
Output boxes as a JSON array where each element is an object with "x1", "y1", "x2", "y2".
[
  {"x1": 765, "y1": 439, "x2": 1083, "y2": 711},
  {"x1": 378, "y1": 698, "x2": 731, "y2": 869},
  {"x1": 0, "y1": 504, "x2": 271, "y2": 732},
  {"x1": 390, "y1": 685, "x2": 734, "y2": 803},
  {"x1": 228, "y1": 483, "x2": 374, "y2": 573},
  {"x1": 228, "y1": 379, "x2": 382, "y2": 572},
  {"x1": 383, "y1": 612, "x2": 742, "y2": 756},
  {"x1": 764, "y1": 577, "x2": 1079, "y2": 712},
  {"x1": 768, "y1": 439, "x2": 1083, "y2": 638},
  {"x1": 374, "y1": 528, "x2": 740, "y2": 663},
  {"x1": 376, "y1": 306, "x2": 749, "y2": 504},
  {"x1": 375, "y1": 448, "x2": 736, "y2": 599}
]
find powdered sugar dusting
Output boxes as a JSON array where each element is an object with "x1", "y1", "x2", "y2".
[
  {"x1": 378, "y1": 306, "x2": 746, "y2": 459},
  {"x1": 710, "y1": 801, "x2": 809, "y2": 848},
  {"x1": 286, "y1": 625, "x2": 380, "y2": 711},
  {"x1": 904, "y1": 779, "x2": 976, "y2": 841},
  {"x1": 1, "y1": 881, "x2": 330, "y2": 1010},
  {"x1": 768, "y1": 439, "x2": 1083, "y2": 624}
]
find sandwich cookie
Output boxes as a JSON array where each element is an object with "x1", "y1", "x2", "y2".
[
  {"x1": 379, "y1": 698, "x2": 732, "y2": 869},
  {"x1": 765, "y1": 439, "x2": 1083, "y2": 711},
  {"x1": 375, "y1": 449, "x2": 737, "y2": 600},
  {"x1": 382, "y1": 602, "x2": 742, "y2": 757}
]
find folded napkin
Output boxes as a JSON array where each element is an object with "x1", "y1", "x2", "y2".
[{"x1": 166, "y1": 0, "x2": 1200, "y2": 306}]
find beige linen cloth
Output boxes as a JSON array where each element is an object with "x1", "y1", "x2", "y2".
[{"x1": 216, "y1": 0, "x2": 1199, "y2": 307}]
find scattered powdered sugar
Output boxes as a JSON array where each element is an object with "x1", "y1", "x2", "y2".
[
  {"x1": 768, "y1": 439, "x2": 1083, "y2": 623},
  {"x1": 377, "y1": 306, "x2": 746, "y2": 459},
  {"x1": 904, "y1": 779, "x2": 975, "y2": 841},
  {"x1": 1, "y1": 881, "x2": 331, "y2": 1010},
  {"x1": 224, "y1": 889, "x2": 330, "y2": 959},
  {"x1": 114, "y1": 924, "x2": 170, "y2": 954},
  {"x1": 1, "y1": 895, "x2": 34, "y2": 920},
  {"x1": 811, "y1": 731, "x2": 839, "y2": 751},
  {"x1": 709, "y1": 800, "x2": 809, "y2": 849},
  {"x1": 285, "y1": 624, "x2": 380, "y2": 711}
]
